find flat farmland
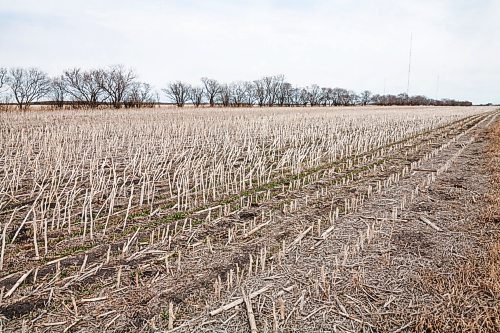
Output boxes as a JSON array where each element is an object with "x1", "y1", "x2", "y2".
[{"x1": 0, "y1": 106, "x2": 498, "y2": 332}]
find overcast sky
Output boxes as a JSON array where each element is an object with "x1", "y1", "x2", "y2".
[{"x1": 0, "y1": 0, "x2": 498, "y2": 103}]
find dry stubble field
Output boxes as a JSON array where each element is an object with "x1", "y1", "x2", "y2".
[{"x1": 0, "y1": 106, "x2": 499, "y2": 332}]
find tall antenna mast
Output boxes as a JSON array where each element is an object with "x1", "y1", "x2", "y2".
[{"x1": 406, "y1": 33, "x2": 412, "y2": 97}]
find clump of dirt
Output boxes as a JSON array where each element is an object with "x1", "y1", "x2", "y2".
[
  {"x1": 238, "y1": 210, "x2": 256, "y2": 220},
  {"x1": 392, "y1": 230, "x2": 435, "y2": 257}
]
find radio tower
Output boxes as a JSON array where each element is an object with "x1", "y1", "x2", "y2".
[{"x1": 406, "y1": 33, "x2": 413, "y2": 97}]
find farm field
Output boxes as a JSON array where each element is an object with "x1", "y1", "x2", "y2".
[{"x1": 0, "y1": 106, "x2": 499, "y2": 332}]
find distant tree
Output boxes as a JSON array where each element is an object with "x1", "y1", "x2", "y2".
[
  {"x1": 243, "y1": 81, "x2": 255, "y2": 106},
  {"x1": 0, "y1": 67, "x2": 7, "y2": 106},
  {"x1": 370, "y1": 94, "x2": 381, "y2": 105},
  {"x1": 277, "y1": 82, "x2": 293, "y2": 106},
  {"x1": 125, "y1": 82, "x2": 154, "y2": 108},
  {"x1": 6, "y1": 68, "x2": 51, "y2": 110},
  {"x1": 230, "y1": 82, "x2": 248, "y2": 107},
  {"x1": 253, "y1": 78, "x2": 267, "y2": 107},
  {"x1": 218, "y1": 83, "x2": 231, "y2": 107},
  {"x1": 306, "y1": 85, "x2": 322, "y2": 106},
  {"x1": 384, "y1": 94, "x2": 396, "y2": 105},
  {"x1": 298, "y1": 88, "x2": 309, "y2": 106},
  {"x1": 320, "y1": 88, "x2": 335, "y2": 106},
  {"x1": 339, "y1": 90, "x2": 356, "y2": 106},
  {"x1": 409, "y1": 95, "x2": 428, "y2": 106},
  {"x1": 289, "y1": 87, "x2": 301, "y2": 106},
  {"x1": 360, "y1": 90, "x2": 371, "y2": 106},
  {"x1": 190, "y1": 86, "x2": 204, "y2": 107},
  {"x1": 63, "y1": 68, "x2": 106, "y2": 108},
  {"x1": 0, "y1": 67, "x2": 6, "y2": 91},
  {"x1": 262, "y1": 75, "x2": 284, "y2": 106},
  {"x1": 99, "y1": 65, "x2": 136, "y2": 108},
  {"x1": 201, "y1": 77, "x2": 221, "y2": 107},
  {"x1": 348, "y1": 91, "x2": 360, "y2": 105},
  {"x1": 331, "y1": 88, "x2": 345, "y2": 106},
  {"x1": 163, "y1": 81, "x2": 191, "y2": 107},
  {"x1": 51, "y1": 77, "x2": 67, "y2": 108},
  {"x1": 396, "y1": 93, "x2": 408, "y2": 105},
  {"x1": 263, "y1": 76, "x2": 276, "y2": 106}
]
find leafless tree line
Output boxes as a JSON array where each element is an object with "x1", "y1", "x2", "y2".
[
  {"x1": 163, "y1": 75, "x2": 472, "y2": 108},
  {"x1": 0, "y1": 66, "x2": 155, "y2": 110},
  {"x1": 370, "y1": 93, "x2": 473, "y2": 107},
  {"x1": 0, "y1": 66, "x2": 472, "y2": 110},
  {"x1": 164, "y1": 75, "x2": 365, "y2": 108}
]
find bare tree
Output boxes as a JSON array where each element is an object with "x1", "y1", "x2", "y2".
[
  {"x1": 99, "y1": 65, "x2": 136, "y2": 108},
  {"x1": 163, "y1": 81, "x2": 191, "y2": 107},
  {"x1": 319, "y1": 87, "x2": 332, "y2": 106},
  {"x1": 63, "y1": 68, "x2": 105, "y2": 108},
  {"x1": 277, "y1": 81, "x2": 293, "y2": 106},
  {"x1": 230, "y1": 82, "x2": 248, "y2": 107},
  {"x1": 0, "y1": 67, "x2": 6, "y2": 106},
  {"x1": 253, "y1": 79, "x2": 267, "y2": 107},
  {"x1": 0, "y1": 67, "x2": 10, "y2": 109},
  {"x1": 125, "y1": 82, "x2": 154, "y2": 108},
  {"x1": 6, "y1": 68, "x2": 51, "y2": 110},
  {"x1": 262, "y1": 76, "x2": 276, "y2": 106},
  {"x1": 201, "y1": 77, "x2": 221, "y2": 107},
  {"x1": 289, "y1": 87, "x2": 301, "y2": 106},
  {"x1": 306, "y1": 85, "x2": 322, "y2": 106},
  {"x1": 360, "y1": 90, "x2": 371, "y2": 106},
  {"x1": 0, "y1": 67, "x2": 6, "y2": 91},
  {"x1": 397, "y1": 93, "x2": 408, "y2": 105},
  {"x1": 347, "y1": 91, "x2": 359, "y2": 105},
  {"x1": 51, "y1": 77, "x2": 67, "y2": 108},
  {"x1": 298, "y1": 88, "x2": 309, "y2": 106},
  {"x1": 332, "y1": 88, "x2": 352, "y2": 106},
  {"x1": 218, "y1": 84, "x2": 231, "y2": 107},
  {"x1": 270, "y1": 75, "x2": 285, "y2": 106},
  {"x1": 243, "y1": 81, "x2": 255, "y2": 106},
  {"x1": 190, "y1": 86, "x2": 204, "y2": 107}
]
